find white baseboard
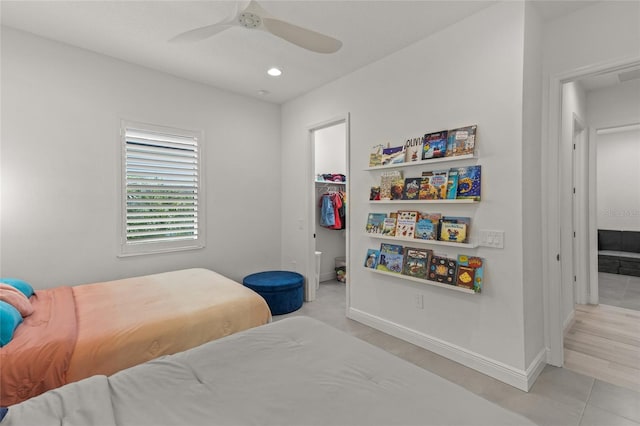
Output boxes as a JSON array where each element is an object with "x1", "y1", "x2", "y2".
[
  {"x1": 563, "y1": 310, "x2": 576, "y2": 337},
  {"x1": 347, "y1": 307, "x2": 547, "y2": 391},
  {"x1": 320, "y1": 271, "x2": 336, "y2": 282}
]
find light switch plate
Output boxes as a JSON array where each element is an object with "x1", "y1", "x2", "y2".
[{"x1": 479, "y1": 230, "x2": 505, "y2": 248}]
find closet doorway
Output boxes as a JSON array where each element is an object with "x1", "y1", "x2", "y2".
[{"x1": 306, "y1": 115, "x2": 349, "y2": 302}]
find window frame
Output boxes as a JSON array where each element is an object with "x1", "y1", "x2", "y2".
[{"x1": 118, "y1": 120, "x2": 205, "y2": 257}]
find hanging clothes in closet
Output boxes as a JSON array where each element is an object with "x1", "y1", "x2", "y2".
[{"x1": 319, "y1": 191, "x2": 346, "y2": 230}]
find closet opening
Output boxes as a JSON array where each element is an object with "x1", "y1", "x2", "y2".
[{"x1": 306, "y1": 116, "x2": 349, "y2": 303}]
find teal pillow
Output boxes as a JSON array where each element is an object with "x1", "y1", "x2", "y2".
[
  {"x1": 0, "y1": 301, "x2": 23, "y2": 347},
  {"x1": 0, "y1": 278, "x2": 34, "y2": 298}
]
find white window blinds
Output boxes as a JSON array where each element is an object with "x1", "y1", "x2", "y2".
[{"x1": 120, "y1": 122, "x2": 204, "y2": 255}]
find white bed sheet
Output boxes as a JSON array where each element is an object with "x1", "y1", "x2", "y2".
[{"x1": 3, "y1": 316, "x2": 537, "y2": 426}]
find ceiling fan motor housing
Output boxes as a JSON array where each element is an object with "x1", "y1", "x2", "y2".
[{"x1": 238, "y1": 12, "x2": 261, "y2": 29}]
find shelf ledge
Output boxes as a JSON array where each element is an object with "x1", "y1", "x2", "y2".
[
  {"x1": 369, "y1": 199, "x2": 478, "y2": 204},
  {"x1": 365, "y1": 153, "x2": 476, "y2": 171},
  {"x1": 365, "y1": 233, "x2": 478, "y2": 248},
  {"x1": 366, "y1": 268, "x2": 478, "y2": 294}
]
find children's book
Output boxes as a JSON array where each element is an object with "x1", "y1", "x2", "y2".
[
  {"x1": 381, "y1": 217, "x2": 397, "y2": 237},
  {"x1": 446, "y1": 169, "x2": 459, "y2": 199},
  {"x1": 414, "y1": 212, "x2": 441, "y2": 240},
  {"x1": 446, "y1": 125, "x2": 477, "y2": 157},
  {"x1": 420, "y1": 170, "x2": 449, "y2": 200},
  {"x1": 422, "y1": 131, "x2": 448, "y2": 160},
  {"x1": 379, "y1": 170, "x2": 402, "y2": 200},
  {"x1": 369, "y1": 144, "x2": 385, "y2": 167},
  {"x1": 390, "y1": 173, "x2": 405, "y2": 200},
  {"x1": 369, "y1": 186, "x2": 381, "y2": 200},
  {"x1": 404, "y1": 137, "x2": 423, "y2": 163},
  {"x1": 402, "y1": 247, "x2": 432, "y2": 279},
  {"x1": 381, "y1": 145, "x2": 405, "y2": 165},
  {"x1": 455, "y1": 165, "x2": 481, "y2": 201},
  {"x1": 377, "y1": 243, "x2": 404, "y2": 274},
  {"x1": 402, "y1": 177, "x2": 421, "y2": 200},
  {"x1": 394, "y1": 210, "x2": 419, "y2": 239},
  {"x1": 364, "y1": 249, "x2": 380, "y2": 269},
  {"x1": 457, "y1": 255, "x2": 484, "y2": 292},
  {"x1": 365, "y1": 213, "x2": 387, "y2": 234},
  {"x1": 455, "y1": 266, "x2": 476, "y2": 289},
  {"x1": 439, "y1": 222, "x2": 467, "y2": 243},
  {"x1": 427, "y1": 256, "x2": 457, "y2": 285},
  {"x1": 438, "y1": 216, "x2": 470, "y2": 243}
]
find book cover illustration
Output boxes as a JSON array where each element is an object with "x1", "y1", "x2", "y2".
[
  {"x1": 455, "y1": 165, "x2": 481, "y2": 201},
  {"x1": 402, "y1": 247, "x2": 432, "y2": 279},
  {"x1": 428, "y1": 256, "x2": 457, "y2": 284},
  {"x1": 404, "y1": 137, "x2": 423, "y2": 162},
  {"x1": 446, "y1": 125, "x2": 477, "y2": 157},
  {"x1": 365, "y1": 213, "x2": 387, "y2": 234},
  {"x1": 381, "y1": 145, "x2": 405, "y2": 165},
  {"x1": 369, "y1": 144, "x2": 385, "y2": 167},
  {"x1": 420, "y1": 170, "x2": 449, "y2": 200},
  {"x1": 364, "y1": 249, "x2": 380, "y2": 269},
  {"x1": 395, "y1": 210, "x2": 419, "y2": 239},
  {"x1": 446, "y1": 169, "x2": 459, "y2": 199},
  {"x1": 422, "y1": 131, "x2": 448, "y2": 160},
  {"x1": 439, "y1": 222, "x2": 467, "y2": 243},
  {"x1": 377, "y1": 243, "x2": 404, "y2": 274},
  {"x1": 382, "y1": 217, "x2": 397, "y2": 236},
  {"x1": 457, "y1": 255, "x2": 484, "y2": 292},
  {"x1": 414, "y1": 212, "x2": 441, "y2": 240},
  {"x1": 402, "y1": 177, "x2": 421, "y2": 200},
  {"x1": 456, "y1": 266, "x2": 476, "y2": 289},
  {"x1": 439, "y1": 216, "x2": 471, "y2": 243},
  {"x1": 369, "y1": 186, "x2": 381, "y2": 200},
  {"x1": 390, "y1": 173, "x2": 405, "y2": 200},
  {"x1": 379, "y1": 170, "x2": 402, "y2": 200}
]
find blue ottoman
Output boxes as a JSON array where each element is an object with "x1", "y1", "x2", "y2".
[{"x1": 243, "y1": 271, "x2": 304, "y2": 315}]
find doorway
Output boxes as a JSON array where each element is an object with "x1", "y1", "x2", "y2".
[
  {"x1": 306, "y1": 116, "x2": 349, "y2": 302},
  {"x1": 545, "y1": 58, "x2": 640, "y2": 367}
]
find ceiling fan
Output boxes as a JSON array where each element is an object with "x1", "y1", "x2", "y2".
[{"x1": 170, "y1": 0, "x2": 342, "y2": 54}]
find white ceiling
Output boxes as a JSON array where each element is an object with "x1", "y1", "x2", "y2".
[{"x1": 1, "y1": 1, "x2": 599, "y2": 104}]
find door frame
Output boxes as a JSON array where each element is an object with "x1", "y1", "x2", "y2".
[
  {"x1": 544, "y1": 56, "x2": 640, "y2": 366},
  {"x1": 306, "y1": 114, "x2": 350, "y2": 302}
]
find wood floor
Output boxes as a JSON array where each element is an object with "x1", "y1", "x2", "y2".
[{"x1": 564, "y1": 303, "x2": 640, "y2": 392}]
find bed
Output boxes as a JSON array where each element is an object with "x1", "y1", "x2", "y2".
[
  {"x1": 0, "y1": 268, "x2": 271, "y2": 406},
  {"x1": 2, "y1": 316, "x2": 536, "y2": 426}
]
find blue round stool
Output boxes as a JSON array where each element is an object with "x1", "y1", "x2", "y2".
[{"x1": 242, "y1": 271, "x2": 304, "y2": 315}]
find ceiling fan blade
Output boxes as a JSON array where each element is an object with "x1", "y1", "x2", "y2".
[
  {"x1": 169, "y1": 23, "x2": 233, "y2": 43},
  {"x1": 262, "y1": 17, "x2": 342, "y2": 54},
  {"x1": 169, "y1": 3, "x2": 240, "y2": 43}
]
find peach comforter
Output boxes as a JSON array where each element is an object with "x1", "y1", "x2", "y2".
[{"x1": 0, "y1": 268, "x2": 271, "y2": 405}]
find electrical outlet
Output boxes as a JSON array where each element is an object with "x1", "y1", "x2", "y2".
[
  {"x1": 415, "y1": 294, "x2": 424, "y2": 309},
  {"x1": 479, "y1": 230, "x2": 505, "y2": 248}
]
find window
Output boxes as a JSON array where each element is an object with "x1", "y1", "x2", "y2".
[{"x1": 120, "y1": 121, "x2": 204, "y2": 256}]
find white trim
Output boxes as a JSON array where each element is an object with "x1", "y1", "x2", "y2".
[
  {"x1": 595, "y1": 123, "x2": 640, "y2": 135},
  {"x1": 563, "y1": 309, "x2": 576, "y2": 337},
  {"x1": 348, "y1": 308, "x2": 546, "y2": 391},
  {"x1": 543, "y1": 55, "x2": 640, "y2": 367}
]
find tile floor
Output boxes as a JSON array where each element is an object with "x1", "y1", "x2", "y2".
[
  {"x1": 277, "y1": 280, "x2": 640, "y2": 426},
  {"x1": 599, "y1": 272, "x2": 640, "y2": 311}
]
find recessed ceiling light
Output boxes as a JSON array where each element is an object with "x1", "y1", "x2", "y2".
[
  {"x1": 257, "y1": 89, "x2": 270, "y2": 96},
  {"x1": 267, "y1": 67, "x2": 282, "y2": 77}
]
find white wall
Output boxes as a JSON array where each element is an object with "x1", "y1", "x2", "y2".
[
  {"x1": 588, "y1": 79, "x2": 640, "y2": 232},
  {"x1": 1, "y1": 28, "x2": 282, "y2": 288},
  {"x1": 521, "y1": 1, "x2": 545, "y2": 369},
  {"x1": 596, "y1": 129, "x2": 640, "y2": 231},
  {"x1": 314, "y1": 123, "x2": 347, "y2": 281},
  {"x1": 282, "y1": 2, "x2": 537, "y2": 389},
  {"x1": 314, "y1": 123, "x2": 346, "y2": 177}
]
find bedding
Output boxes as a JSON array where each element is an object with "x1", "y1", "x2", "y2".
[
  {"x1": 0, "y1": 268, "x2": 271, "y2": 406},
  {"x1": 2, "y1": 316, "x2": 537, "y2": 426}
]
